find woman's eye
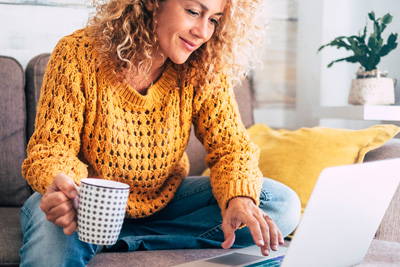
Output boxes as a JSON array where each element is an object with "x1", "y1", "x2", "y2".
[
  {"x1": 210, "y1": 18, "x2": 219, "y2": 26},
  {"x1": 187, "y1": 9, "x2": 199, "y2": 16}
]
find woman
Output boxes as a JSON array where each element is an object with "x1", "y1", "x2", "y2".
[{"x1": 19, "y1": 0, "x2": 301, "y2": 266}]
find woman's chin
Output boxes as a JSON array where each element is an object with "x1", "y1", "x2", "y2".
[{"x1": 169, "y1": 54, "x2": 191, "y2": 65}]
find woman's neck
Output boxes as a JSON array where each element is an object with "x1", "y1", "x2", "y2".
[{"x1": 127, "y1": 57, "x2": 168, "y2": 95}]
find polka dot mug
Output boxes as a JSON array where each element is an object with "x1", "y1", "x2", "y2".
[{"x1": 77, "y1": 178, "x2": 130, "y2": 245}]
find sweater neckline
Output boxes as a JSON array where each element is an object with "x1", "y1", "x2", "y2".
[{"x1": 100, "y1": 57, "x2": 178, "y2": 106}]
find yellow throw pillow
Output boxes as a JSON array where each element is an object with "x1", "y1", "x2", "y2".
[{"x1": 203, "y1": 123, "x2": 399, "y2": 214}]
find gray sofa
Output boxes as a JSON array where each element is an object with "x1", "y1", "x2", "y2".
[{"x1": 1, "y1": 54, "x2": 400, "y2": 266}]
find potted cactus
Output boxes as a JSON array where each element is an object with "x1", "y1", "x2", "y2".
[{"x1": 318, "y1": 11, "x2": 398, "y2": 105}]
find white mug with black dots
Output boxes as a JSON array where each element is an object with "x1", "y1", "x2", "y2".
[{"x1": 77, "y1": 178, "x2": 130, "y2": 245}]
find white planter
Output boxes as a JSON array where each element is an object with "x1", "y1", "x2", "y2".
[{"x1": 348, "y1": 77, "x2": 395, "y2": 105}]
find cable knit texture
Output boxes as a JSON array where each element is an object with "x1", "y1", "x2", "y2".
[{"x1": 22, "y1": 28, "x2": 263, "y2": 218}]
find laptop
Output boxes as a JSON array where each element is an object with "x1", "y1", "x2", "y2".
[{"x1": 176, "y1": 158, "x2": 400, "y2": 267}]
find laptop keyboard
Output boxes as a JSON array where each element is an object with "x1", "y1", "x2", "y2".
[{"x1": 244, "y1": 255, "x2": 285, "y2": 267}]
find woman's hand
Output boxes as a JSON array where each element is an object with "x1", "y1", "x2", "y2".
[
  {"x1": 221, "y1": 196, "x2": 284, "y2": 256},
  {"x1": 40, "y1": 174, "x2": 79, "y2": 235}
]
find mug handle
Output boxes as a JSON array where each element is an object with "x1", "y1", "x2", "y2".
[{"x1": 73, "y1": 185, "x2": 81, "y2": 210}]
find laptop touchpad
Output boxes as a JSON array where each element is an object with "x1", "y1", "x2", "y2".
[{"x1": 205, "y1": 253, "x2": 263, "y2": 266}]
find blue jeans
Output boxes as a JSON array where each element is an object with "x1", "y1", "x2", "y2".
[{"x1": 19, "y1": 176, "x2": 300, "y2": 266}]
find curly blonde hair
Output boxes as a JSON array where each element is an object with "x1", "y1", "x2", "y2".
[{"x1": 87, "y1": 0, "x2": 266, "y2": 90}]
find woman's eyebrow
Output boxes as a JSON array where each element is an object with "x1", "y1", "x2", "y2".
[{"x1": 187, "y1": 0, "x2": 224, "y2": 16}]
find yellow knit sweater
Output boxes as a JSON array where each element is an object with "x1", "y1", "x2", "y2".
[{"x1": 22, "y1": 29, "x2": 263, "y2": 218}]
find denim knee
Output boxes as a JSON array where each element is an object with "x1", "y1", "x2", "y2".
[
  {"x1": 259, "y1": 178, "x2": 301, "y2": 238},
  {"x1": 20, "y1": 192, "x2": 98, "y2": 267}
]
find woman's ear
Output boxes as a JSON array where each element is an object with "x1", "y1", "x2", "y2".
[{"x1": 144, "y1": 0, "x2": 154, "y2": 11}]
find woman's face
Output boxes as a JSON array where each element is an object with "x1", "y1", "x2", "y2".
[{"x1": 147, "y1": 0, "x2": 226, "y2": 64}]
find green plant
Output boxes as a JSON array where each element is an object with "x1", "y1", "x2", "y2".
[{"x1": 318, "y1": 11, "x2": 398, "y2": 71}]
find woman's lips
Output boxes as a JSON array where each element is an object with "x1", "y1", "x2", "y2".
[{"x1": 180, "y1": 37, "x2": 197, "y2": 52}]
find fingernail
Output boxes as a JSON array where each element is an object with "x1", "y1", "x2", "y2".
[
  {"x1": 259, "y1": 239, "x2": 265, "y2": 246},
  {"x1": 264, "y1": 249, "x2": 270, "y2": 255},
  {"x1": 271, "y1": 244, "x2": 278, "y2": 251}
]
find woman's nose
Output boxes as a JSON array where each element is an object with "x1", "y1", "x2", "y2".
[{"x1": 191, "y1": 18, "x2": 210, "y2": 40}]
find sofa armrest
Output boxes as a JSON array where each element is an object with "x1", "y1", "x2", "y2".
[
  {"x1": 364, "y1": 138, "x2": 400, "y2": 162},
  {"x1": 364, "y1": 138, "x2": 400, "y2": 242}
]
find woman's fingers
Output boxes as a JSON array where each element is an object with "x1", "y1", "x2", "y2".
[
  {"x1": 221, "y1": 227, "x2": 236, "y2": 249},
  {"x1": 221, "y1": 215, "x2": 241, "y2": 249},
  {"x1": 54, "y1": 207, "x2": 76, "y2": 228},
  {"x1": 40, "y1": 191, "x2": 69, "y2": 215},
  {"x1": 249, "y1": 211, "x2": 278, "y2": 256},
  {"x1": 263, "y1": 214, "x2": 280, "y2": 252},
  {"x1": 52, "y1": 174, "x2": 78, "y2": 199},
  {"x1": 223, "y1": 197, "x2": 284, "y2": 256},
  {"x1": 40, "y1": 174, "x2": 79, "y2": 235},
  {"x1": 245, "y1": 215, "x2": 266, "y2": 248},
  {"x1": 62, "y1": 216, "x2": 78, "y2": 236},
  {"x1": 46, "y1": 198, "x2": 75, "y2": 224}
]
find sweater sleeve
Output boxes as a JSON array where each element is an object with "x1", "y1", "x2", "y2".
[
  {"x1": 192, "y1": 76, "x2": 263, "y2": 214},
  {"x1": 21, "y1": 37, "x2": 88, "y2": 193}
]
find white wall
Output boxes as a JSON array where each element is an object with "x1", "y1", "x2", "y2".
[
  {"x1": 0, "y1": 2, "x2": 93, "y2": 68},
  {"x1": 295, "y1": 0, "x2": 323, "y2": 128}
]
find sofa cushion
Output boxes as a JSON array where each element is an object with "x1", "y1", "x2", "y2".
[
  {"x1": 365, "y1": 138, "x2": 400, "y2": 242},
  {"x1": 89, "y1": 248, "x2": 229, "y2": 267},
  {"x1": 0, "y1": 56, "x2": 31, "y2": 206},
  {"x1": 250, "y1": 124, "x2": 400, "y2": 214},
  {"x1": 0, "y1": 207, "x2": 23, "y2": 266},
  {"x1": 25, "y1": 53, "x2": 51, "y2": 142}
]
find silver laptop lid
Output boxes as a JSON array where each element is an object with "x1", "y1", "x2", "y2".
[
  {"x1": 282, "y1": 159, "x2": 400, "y2": 267},
  {"x1": 175, "y1": 159, "x2": 400, "y2": 267}
]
